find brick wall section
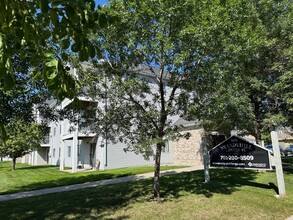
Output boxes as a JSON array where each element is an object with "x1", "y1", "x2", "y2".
[{"x1": 171, "y1": 127, "x2": 204, "y2": 166}]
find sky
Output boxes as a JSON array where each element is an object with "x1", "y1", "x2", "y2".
[{"x1": 95, "y1": 0, "x2": 108, "y2": 6}]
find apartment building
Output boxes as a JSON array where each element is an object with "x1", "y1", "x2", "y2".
[{"x1": 27, "y1": 66, "x2": 204, "y2": 172}]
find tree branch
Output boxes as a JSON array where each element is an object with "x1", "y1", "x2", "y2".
[{"x1": 125, "y1": 92, "x2": 160, "y2": 131}]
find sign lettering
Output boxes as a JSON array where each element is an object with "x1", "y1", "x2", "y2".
[{"x1": 209, "y1": 136, "x2": 272, "y2": 170}]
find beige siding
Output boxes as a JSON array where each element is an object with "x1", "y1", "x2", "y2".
[{"x1": 172, "y1": 128, "x2": 203, "y2": 166}]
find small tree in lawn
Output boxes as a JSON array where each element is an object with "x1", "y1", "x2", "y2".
[
  {"x1": 0, "y1": 119, "x2": 43, "y2": 170},
  {"x1": 78, "y1": 0, "x2": 218, "y2": 200}
]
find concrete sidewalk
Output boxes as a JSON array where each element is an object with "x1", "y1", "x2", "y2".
[{"x1": 0, "y1": 166, "x2": 202, "y2": 202}]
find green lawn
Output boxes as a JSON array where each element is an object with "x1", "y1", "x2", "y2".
[
  {"x1": 0, "y1": 168, "x2": 293, "y2": 220},
  {"x1": 0, "y1": 161, "x2": 184, "y2": 195}
]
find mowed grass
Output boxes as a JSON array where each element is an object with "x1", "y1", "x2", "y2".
[
  {"x1": 0, "y1": 161, "x2": 184, "y2": 195},
  {"x1": 0, "y1": 168, "x2": 293, "y2": 220}
]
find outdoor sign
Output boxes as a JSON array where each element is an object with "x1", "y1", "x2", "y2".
[{"x1": 209, "y1": 135, "x2": 272, "y2": 170}]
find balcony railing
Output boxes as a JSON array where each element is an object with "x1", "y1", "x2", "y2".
[
  {"x1": 79, "y1": 123, "x2": 96, "y2": 133},
  {"x1": 42, "y1": 135, "x2": 50, "y2": 145}
]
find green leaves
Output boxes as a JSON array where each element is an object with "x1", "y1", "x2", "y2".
[
  {"x1": 45, "y1": 58, "x2": 58, "y2": 68},
  {"x1": 0, "y1": 32, "x2": 15, "y2": 90},
  {"x1": 84, "y1": 0, "x2": 209, "y2": 150},
  {"x1": 39, "y1": 0, "x2": 49, "y2": 13},
  {"x1": 186, "y1": 0, "x2": 293, "y2": 143},
  {"x1": 0, "y1": 119, "x2": 43, "y2": 165},
  {"x1": 61, "y1": 38, "x2": 70, "y2": 50},
  {"x1": 43, "y1": 57, "x2": 76, "y2": 99},
  {"x1": 0, "y1": 0, "x2": 112, "y2": 99}
]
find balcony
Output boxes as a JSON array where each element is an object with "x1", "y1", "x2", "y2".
[
  {"x1": 41, "y1": 135, "x2": 50, "y2": 146},
  {"x1": 79, "y1": 123, "x2": 96, "y2": 133}
]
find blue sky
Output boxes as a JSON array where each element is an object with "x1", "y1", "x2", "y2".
[{"x1": 95, "y1": 0, "x2": 108, "y2": 6}]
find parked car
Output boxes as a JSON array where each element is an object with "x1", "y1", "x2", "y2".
[
  {"x1": 265, "y1": 144, "x2": 285, "y2": 156},
  {"x1": 284, "y1": 145, "x2": 293, "y2": 156}
]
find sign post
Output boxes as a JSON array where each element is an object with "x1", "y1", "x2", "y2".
[
  {"x1": 271, "y1": 131, "x2": 286, "y2": 198},
  {"x1": 201, "y1": 137, "x2": 210, "y2": 183}
]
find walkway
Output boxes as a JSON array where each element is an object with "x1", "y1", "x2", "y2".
[{"x1": 0, "y1": 166, "x2": 202, "y2": 202}]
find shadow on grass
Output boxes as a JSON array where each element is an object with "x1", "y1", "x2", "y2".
[
  {"x1": 15, "y1": 165, "x2": 57, "y2": 170},
  {"x1": 160, "y1": 169, "x2": 272, "y2": 198},
  {"x1": 0, "y1": 164, "x2": 182, "y2": 195},
  {"x1": 0, "y1": 168, "x2": 280, "y2": 219},
  {"x1": 0, "y1": 178, "x2": 151, "y2": 219}
]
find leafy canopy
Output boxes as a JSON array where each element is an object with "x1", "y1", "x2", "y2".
[
  {"x1": 0, "y1": 119, "x2": 43, "y2": 160},
  {"x1": 186, "y1": 0, "x2": 293, "y2": 143},
  {"x1": 0, "y1": 0, "x2": 110, "y2": 99}
]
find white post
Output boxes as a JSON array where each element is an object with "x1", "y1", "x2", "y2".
[
  {"x1": 31, "y1": 152, "x2": 34, "y2": 165},
  {"x1": 60, "y1": 122, "x2": 65, "y2": 171},
  {"x1": 201, "y1": 136, "x2": 210, "y2": 183},
  {"x1": 34, "y1": 150, "x2": 38, "y2": 165},
  {"x1": 271, "y1": 131, "x2": 286, "y2": 198},
  {"x1": 94, "y1": 140, "x2": 100, "y2": 170},
  {"x1": 97, "y1": 136, "x2": 105, "y2": 170},
  {"x1": 60, "y1": 139, "x2": 65, "y2": 171},
  {"x1": 72, "y1": 122, "x2": 78, "y2": 173}
]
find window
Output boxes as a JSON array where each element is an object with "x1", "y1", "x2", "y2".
[
  {"x1": 53, "y1": 148, "x2": 56, "y2": 157},
  {"x1": 68, "y1": 146, "x2": 71, "y2": 157},
  {"x1": 53, "y1": 127, "x2": 56, "y2": 136}
]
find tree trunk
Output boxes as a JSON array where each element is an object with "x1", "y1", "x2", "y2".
[
  {"x1": 250, "y1": 95, "x2": 263, "y2": 145},
  {"x1": 254, "y1": 126, "x2": 262, "y2": 145},
  {"x1": 12, "y1": 157, "x2": 16, "y2": 170},
  {"x1": 153, "y1": 142, "x2": 162, "y2": 200}
]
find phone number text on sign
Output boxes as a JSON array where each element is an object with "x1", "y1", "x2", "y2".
[{"x1": 220, "y1": 155, "x2": 254, "y2": 161}]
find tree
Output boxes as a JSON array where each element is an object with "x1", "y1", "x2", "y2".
[
  {"x1": 77, "y1": 0, "x2": 218, "y2": 200},
  {"x1": 273, "y1": 0, "x2": 293, "y2": 131},
  {"x1": 0, "y1": 38, "x2": 66, "y2": 170},
  {"x1": 0, "y1": 42, "x2": 56, "y2": 146},
  {"x1": 0, "y1": 119, "x2": 43, "y2": 170},
  {"x1": 0, "y1": 0, "x2": 111, "y2": 155},
  {"x1": 68, "y1": 0, "x2": 292, "y2": 200},
  {"x1": 187, "y1": 0, "x2": 293, "y2": 144},
  {"x1": 0, "y1": 0, "x2": 110, "y2": 99},
  {"x1": 0, "y1": 68, "x2": 46, "y2": 125}
]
